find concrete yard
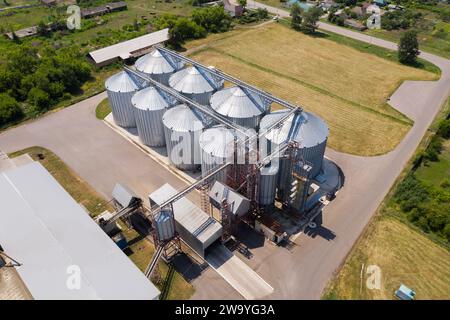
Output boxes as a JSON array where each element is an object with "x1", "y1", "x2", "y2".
[{"x1": 205, "y1": 243, "x2": 274, "y2": 300}]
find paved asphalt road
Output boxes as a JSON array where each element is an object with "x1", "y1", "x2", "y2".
[{"x1": 0, "y1": 12, "x2": 449, "y2": 299}]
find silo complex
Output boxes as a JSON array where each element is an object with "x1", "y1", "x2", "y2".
[
  {"x1": 210, "y1": 86, "x2": 269, "y2": 129},
  {"x1": 135, "y1": 49, "x2": 185, "y2": 85},
  {"x1": 131, "y1": 86, "x2": 176, "y2": 147},
  {"x1": 199, "y1": 125, "x2": 236, "y2": 183},
  {"x1": 162, "y1": 104, "x2": 206, "y2": 171},
  {"x1": 169, "y1": 66, "x2": 224, "y2": 105},
  {"x1": 105, "y1": 71, "x2": 144, "y2": 128}
]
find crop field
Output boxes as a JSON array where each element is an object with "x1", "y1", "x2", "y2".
[
  {"x1": 324, "y1": 216, "x2": 450, "y2": 300},
  {"x1": 187, "y1": 23, "x2": 437, "y2": 155}
]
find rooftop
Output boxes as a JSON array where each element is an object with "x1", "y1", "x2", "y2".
[
  {"x1": 0, "y1": 161, "x2": 160, "y2": 300},
  {"x1": 88, "y1": 28, "x2": 169, "y2": 65}
]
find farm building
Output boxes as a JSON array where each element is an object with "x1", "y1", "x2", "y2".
[
  {"x1": 88, "y1": 28, "x2": 169, "y2": 67},
  {"x1": 0, "y1": 161, "x2": 160, "y2": 300}
]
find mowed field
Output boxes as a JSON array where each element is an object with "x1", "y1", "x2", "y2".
[
  {"x1": 324, "y1": 216, "x2": 450, "y2": 299},
  {"x1": 186, "y1": 23, "x2": 438, "y2": 155}
]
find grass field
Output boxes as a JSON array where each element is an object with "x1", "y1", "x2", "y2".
[
  {"x1": 323, "y1": 215, "x2": 450, "y2": 300},
  {"x1": 8, "y1": 146, "x2": 195, "y2": 300},
  {"x1": 96, "y1": 98, "x2": 112, "y2": 119},
  {"x1": 415, "y1": 139, "x2": 450, "y2": 188},
  {"x1": 186, "y1": 23, "x2": 437, "y2": 155},
  {"x1": 323, "y1": 100, "x2": 450, "y2": 300}
]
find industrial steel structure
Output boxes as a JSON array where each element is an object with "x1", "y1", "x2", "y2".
[
  {"x1": 132, "y1": 86, "x2": 176, "y2": 147},
  {"x1": 135, "y1": 48, "x2": 185, "y2": 85},
  {"x1": 105, "y1": 45, "x2": 331, "y2": 250},
  {"x1": 169, "y1": 66, "x2": 224, "y2": 105},
  {"x1": 210, "y1": 86, "x2": 269, "y2": 129},
  {"x1": 105, "y1": 71, "x2": 146, "y2": 128}
]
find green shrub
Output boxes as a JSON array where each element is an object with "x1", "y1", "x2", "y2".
[{"x1": 0, "y1": 93, "x2": 23, "y2": 126}]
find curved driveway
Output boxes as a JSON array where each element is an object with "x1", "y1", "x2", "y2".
[{"x1": 0, "y1": 10, "x2": 449, "y2": 299}]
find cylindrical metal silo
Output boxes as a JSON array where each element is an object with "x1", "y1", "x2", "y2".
[
  {"x1": 154, "y1": 209, "x2": 175, "y2": 242},
  {"x1": 135, "y1": 48, "x2": 185, "y2": 85},
  {"x1": 199, "y1": 125, "x2": 235, "y2": 183},
  {"x1": 259, "y1": 110, "x2": 328, "y2": 200},
  {"x1": 162, "y1": 104, "x2": 205, "y2": 171},
  {"x1": 105, "y1": 71, "x2": 143, "y2": 128},
  {"x1": 258, "y1": 163, "x2": 279, "y2": 206},
  {"x1": 169, "y1": 66, "x2": 224, "y2": 105},
  {"x1": 210, "y1": 86, "x2": 269, "y2": 129},
  {"x1": 131, "y1": 86, "x2": 176, "y2": 147}
]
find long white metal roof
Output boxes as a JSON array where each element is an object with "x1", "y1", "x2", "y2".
[
  {"x1": 89, "y1": 28, "x2": 169, "y2": 64},
  {"x1": 0, "y1": 162, "x2": 160, "y2": 300}
]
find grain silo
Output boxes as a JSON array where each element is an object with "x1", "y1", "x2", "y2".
[
  {"x1": 199, "y1": 125, "x2": 235, "y2": 183},
  {"x1": 258, "y1": 163, "x2": 279, "y2": 206},
  {"x1": 105, "y1": 71, "x2": 144, "y2": 128},
  {"x1": 169, "y1": 66, "x2": 224, "y2": 105},
  {"x1": 260, "y1": 110, "x2": 328, "y2": 185},
  {"x1": 154, "y1": 209, "x2": 175, "y2": 242},
  {"x1": 131, "y1": 86, "x2": 176, "y2": 147},
  {"x1": 210, "y1": 86, "x2": 269, "y2": 129},
  {"x1": 135, "y1": 49, "x2": 185, "y2": 85},
  {"x1": 162, "y1": 104, "x2": 206, "y2": 171}
]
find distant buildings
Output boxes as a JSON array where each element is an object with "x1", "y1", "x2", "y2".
[
  {"x1": 81, "y1": 1, "x2": 127, "y2": 19},
  {"x1": 5, "y1": 26, "x2": 38, "y2": 40},
  {"x1": 88, "y1": 28, "x2": 170, "y2": 67},
  {"x1": 223, "y1": 0, "x2": 244, "y2": 17}
]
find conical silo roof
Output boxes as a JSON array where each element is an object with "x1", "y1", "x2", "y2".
[
  {"x1": 169, "y1": 66, "x2": 223, "y2": 94},
  {"x1": 135, "y1": 49, "x2": 185, "y2": 75},
  {"x1": 260, "y1": 110, "x2": 328, "y2": 148},
  {"x1": 132, "y1": 86, "x2": 175, "y2": 111},
  {"x1": 105, "y1": 71, "x2": 141, "y2": 93},
  {"x1": 210, "y1": 86, "x2": 266, "y2": 118},
  {"x1": 199, "y1": 125, "x2": 235, "y2": 158},
  {"x1": 162, "y1": 104, "x2": 205, "y2": 132}
]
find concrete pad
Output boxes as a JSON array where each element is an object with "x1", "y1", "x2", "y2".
[
  {"x1": 205, "y1": 243, "x2": 274, "y2": 300},
  {"x1": 104, "y1": 113, "x2": 200, "y2": 185}
]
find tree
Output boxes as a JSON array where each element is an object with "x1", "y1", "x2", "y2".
[
  {"x1": 191, "y1": 6, "x2": 232, "y2": 33},
  {"x1": 290, "y1": 3, "x2": 303, "y2": 31},
  {"x1": 0, "y1": 93, "x2": 23, "y2": 126},
  {"x1": 301, "y1": 7, "x2": 322, "y2": 34},
  {"x1": 398, "y1": 30, "x2": 420, "y2": 65},
  {"x1": 238, "y1": 0, "x2": 247, "y2": 9},
  {"x1": 27, "y1": 87, "x2": 50, "y2": 112}
]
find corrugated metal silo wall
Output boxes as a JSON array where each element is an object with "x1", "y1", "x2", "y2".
[
  {"x1": 164, "y1": 127, "x2": 201, "y2": 171},
  {"x1": 200, "y1": 150, "x2": 228, "y2": 183},
  {"x1": 231, "y1": 114, "x2": 262, "y2": 130},
  {"x1": 184, "y1": 92, "x2": 213, "y2": 106},
  {"x1": 299, "y1": 138, "x2": 327, "y2": 177},
  {"x1": 155, "y1": 211, "x2": 175, "y2": 241},
  {"x1": 149, "y1": 72, "x2": 171, "y2": 86},
  {"x1": 107, "y1": 89, "x2": 136, "y2": 128},
  {"x1": 134, "y1": 107, "x2": 166, "y2": 147},
  {"x1": 259, "y1": 168, "x2": 278, "y2": 206}
]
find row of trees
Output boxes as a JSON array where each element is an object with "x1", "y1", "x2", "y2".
[
  {"x1": 153, "y1": 6, "x2": 232, "y2": 48},
  {"x1": 394, "y1": 116, "x2": 450, "y2": 242},
  {"x1": 0, "y1": 45, "x2": 92, "y2": 127},
  {"x1": 290, "y1": 4, "x2": 322, "y2": 34}
]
